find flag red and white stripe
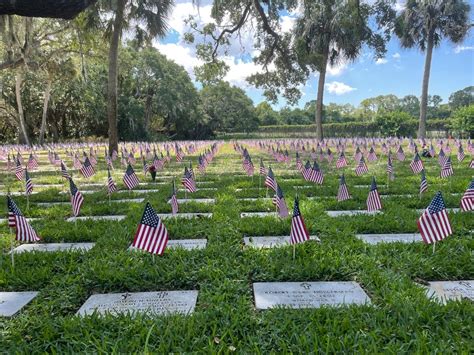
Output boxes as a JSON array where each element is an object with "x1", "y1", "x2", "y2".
[{"x1": 131, "y1": 202, "x2": 168, "y2": 255}]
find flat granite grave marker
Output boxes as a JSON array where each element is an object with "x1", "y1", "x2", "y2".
[
  {"x1": 77, "y1": 291, "x2": 198, "y2": 316},
  {"x1": 130, "y1": 239, "x2": 207, "y2": 251},
  {"x1": 66, "y1": 215, "x2": 126, "y2": 222},
  {"x1": 426, "y1": 280, "x2": 474, "y2": 303},
  {"x1": 240, "y1": 212, "x2": 278, "y2": 218},
  {"x1": 355, "y1": 233, "x2": 422, "y2": 244},
  {"x1": 12, "y1": 243, "x2": 95, "y2": 254},
  {"x1": 244, "y1": 235, "x2": 320, "y2": 248},
  {"x1": 157, "y1": 213, "x2": 212, "y2": 219},
  {"x1": 253, "y1": 282, "x2": 371, "y2": 309},
  {"x1": 0, "y1": 291, "x2": 39, "y2": 317},
  {"x1": 326, "y1": 210, "x2": 382, "y2": 217}
]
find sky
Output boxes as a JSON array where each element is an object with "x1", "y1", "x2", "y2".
[{"x1": 153, "y1": 0, "x2": 474, "y2": 109}]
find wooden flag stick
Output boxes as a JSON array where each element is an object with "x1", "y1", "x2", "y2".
[
  {"x1": 26, "y1": 194, "x2": 29, "y2": 211},
  {"x1": 432, "y1": 241, "x2": 436, "y2": 254},
  {"x1": 259, "y1": 174, "x2": 261, "y2": 192},
  {"x1": 292, "y1": 244, "x2": 296, "y2": 261}
]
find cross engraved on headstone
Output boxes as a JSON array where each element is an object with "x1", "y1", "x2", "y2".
[
  {"x1": 121, "y1": 293, "x2": 131, "y2": 300},
  {"x1": 300, "y1": 282, "x2": 311, "y2": 290}
]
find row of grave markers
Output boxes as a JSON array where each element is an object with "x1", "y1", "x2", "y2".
[{"x1": 2, "y1": 279, "x2": 473, "y2": 318}]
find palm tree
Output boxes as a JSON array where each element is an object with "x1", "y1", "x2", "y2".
[
  {"x1": 87, "y1": 0, "x2": 173, "y2": 153},
  {"x1": 395, "y1": 0, "x2": 470, "y2": 139},
  {"x1": 294, "y1": 0, "x2": 388, "y2": 140}
]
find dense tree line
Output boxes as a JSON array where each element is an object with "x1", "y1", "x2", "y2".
[{"x1": 0, "y1": 1, "x2": 472, "y2": 144}]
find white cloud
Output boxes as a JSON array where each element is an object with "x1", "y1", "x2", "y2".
[
  {"x1": 375, "y1": 58, "x2": 388, "y2": 65},
  {"x1": 454, "y1": 45, "x2": 474, "y2": 54},
  {"x1": 154, "y1": 42, "x2": 203, "y2": 76},
  {"x1": 325, "y1": 81, "x2": 356, "y2": 95},
  {"x1": 392, "y1": 52, "x2": 401, "y2": 59},
  {"x1": 327, "y1": 62, "x2": 347, "y2": 76}
]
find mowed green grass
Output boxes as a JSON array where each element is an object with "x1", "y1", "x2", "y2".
[{"x1": 0, "y1": 142, "x2": 473, "y2": 353}]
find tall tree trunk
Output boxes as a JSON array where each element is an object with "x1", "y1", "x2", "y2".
[
  {"x1": 418, "y1": 29, "x2": 434, "y2": 139},
  {"x1": 39, "y1": 73, "x2": 52, "y2": 145},
  {"x1": 144, "y1": 90, "x2": 153, "y2": 133},
  {"x1": 315, "y1": 49, "x2": 329, "y2": 141},
  {"x1": 15, "y1": 70, "x2": 30, "y2": 145},
  {"x1": 107, "y1": 0, "x2": 125, "y2": 154}
]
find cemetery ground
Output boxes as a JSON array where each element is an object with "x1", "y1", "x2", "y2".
[{"x1": 0, "y1": 142, "x2": 473, "y2": 352}]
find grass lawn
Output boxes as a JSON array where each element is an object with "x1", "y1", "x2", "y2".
[{"x1": 0, "y1": 141, "x2": 473, "y2": 353}]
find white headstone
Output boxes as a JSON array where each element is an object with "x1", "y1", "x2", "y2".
[
  {"x1": 172, "y1": 198, "x2": 215, "y2": 204},
  {"x1": 244, "y1": 235, "x2": 320, "y2": 248},
  {"x1": 12, "y1": 243, "x2": 95, "y2": 254},
  {"x1": 0, "y1": 217, "x2": 40, "y2": 224},
  {"x1": 66, "y1": 215, "x2": 126, "y2": 222},
  {"x1": 240, "y1": 212, "x2": 278, "y2": 218},
  {"x1": 157, "y1": 213, "x2": 212, "y2": 219},
  {"x1": 253, "y1": 282, "x2": 371, "y2": 309},
  {"x1": 77, "y1": 291, "x2": 198, "y2": 316},
  {"x1": 426, "y1": 280, "x2": 474, "y2": 303},
  {"x1": 118, "y1": 189, "x2": 159, "y2": 194},
  {"x1": 355, "y1": 233, "x2": 422, "y2": 244},
  {"x1": 326, "y1": 210, "x2": 382, "y2": 217},
  {"x1": 130, "y1": 239, "x2": 207, "y2": 251},
  {"x1": 0, "y1": 291, "x2": 39, "y2": 317}
]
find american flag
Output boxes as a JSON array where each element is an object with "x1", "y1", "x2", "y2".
[
  {"x1": 15, "y1": 158, "x2": 24, "y2": 180},
  {"x1": 397, "y1": 146, "x2": 405, "y2": 161},
  {"x1": 310, "y1": 161, "x2": 324, "y2": 185},
  {"x1": 123, "y1": 164, "x2": 140, "y2": 190},
  {"x1": 367, "y1": 147, "x2": 377, "y2": 161},
  {"x1": 429, "y1": 144, "x2": 436, "y2": 157},
  {"x1": 27, "y1": 153, "x2": 38, "y2": 170},
  {"x1": 198, "y1": 156, "x2": 205, "y2": 174},
  {"x1": 302, "y1": 161, "x2": 312, "y2": 180},
  {"x1": 296, "y1": 152, "x2": 303, "y2": 173},
  {"x1": 131, "y1": 202, "x2": 168, "y2": 255},
  {"x1": 128, "y1": 152, "x2": 136, "y2": 165},
  {"x1": 438, "y1": 148, "x2": 448, "y2": 167},
  {"x1": 366, "y1": 177, "x2": 382, "y2": 212},
  {"x1": 289, "y1": 197, "x2": 310, "y2": 245},
  {"x1": 176, "y1": 147, "x2": 184, "y2": 162},
  {"x1": 107, "y1": 168, "x2": 117, "y2": 194},
  {"x1": 337, "y1": 174, "x2": 351, "y2": 202},
  {"x1": 69, "y1": 178, "x2": 84, "y2": 217},
  {"x1": 181, "y1": 167, "x2": 197, "y2": 192},
  {"x1": 243, "y1": 155, "x2": 254, "y2": 176},
  {"x1": 420, "y1": 169, "x2": 428, "y2": 194},
  {"x1": 7, "y1": 195, "x2": 40, "y2": 242},
  {"x1": 355, "y1": 156, "x2": 369, "y2": 176},
  {"x1": 457, "y1": 145, "x2": 465, "y2": 162},
  {"x1": 106, "y1": 155, "x2": 113, "y2": 170},
  {"x1": 410, "y1": 153, "x2": 424, "y2": 174},
  {"x1": 440, "y1": 157, "x2": 453, "y2": 178},
  {"x1": 80, "y1": 157, "x2": 95, "y2": 178},
  {"x1": 470, "y1": 159, "x2": 474, "y2": 168},
  {"x1": 460, "y1": 179, "x2": 474, "y2": 211},
  {"x1": 170, "y1": 180, "x2": 179, "y2": 215},
  {"x1": 417, "y1": 191, "x2": 452, "y2": 244},
  {"x1": 259, "y1": 158, "x2": 266, "y2": 176},
  {"x1": 60, "y1": 160, "x2": 71, "y2": 179},
  {"x1": 272, "y1": 185, "x2": 289, "y2": 218},
  {"x1": 264, "y1": 167, "x2": 278, "y2": 191},
  {"x1": 25, "y1": 168, "x2": 33, "y2": 195},
  {"x1": 336, "y1": 152, "x2": 347, "y2": 169},
  {"x1": 73, "y1": 154, "x2": 82, "y2": 169}
]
